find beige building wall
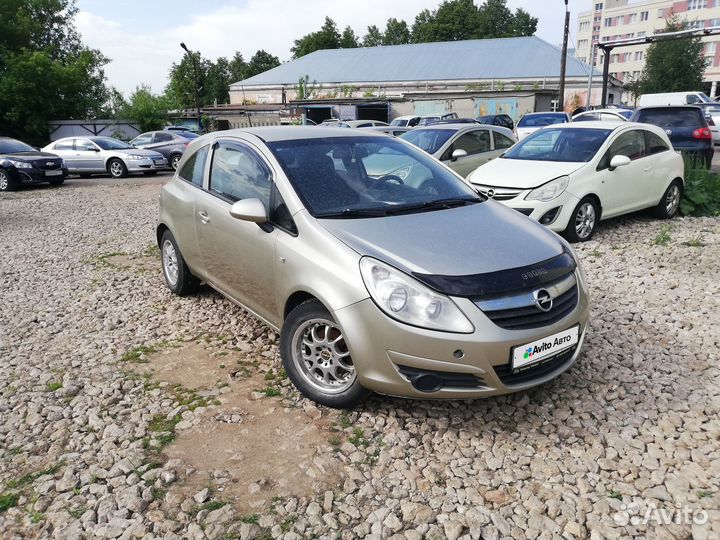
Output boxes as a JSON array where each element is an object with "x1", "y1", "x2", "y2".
[{"x1": 576, "y1": 0, "x2": 720, "y2": 102}]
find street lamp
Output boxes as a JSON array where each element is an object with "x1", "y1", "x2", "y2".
[{"x1": 180, "y1": 42, "x2": 202, "y2": 131}]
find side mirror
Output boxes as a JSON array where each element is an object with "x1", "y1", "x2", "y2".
[
  {"x1": 609, "y1": 155, "x2": 631, "y2": 171},
  {"x1": 451, "y1": 148, "x2": 468, "y2": 161},
  {"x1": 229, "y1": 198, "x2": 268, "y2": 223}
]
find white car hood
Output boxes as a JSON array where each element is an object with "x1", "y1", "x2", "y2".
[{"x1": 467, "y1": 158, "x2": 585, "y2": 190}]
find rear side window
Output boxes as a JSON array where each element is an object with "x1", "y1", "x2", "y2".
[
  {"x1": 451, "y1": 130, "x2": 491, "y2": 156},
  {"x1": 132, "y1": 134, "x2": 152, "y2": 146},
  {"x1": 493, "y1": 132, "x2": 515, "y2": 149},
  {"x1": 154, "y1": 132, "x2": 173, "y2": 142},
  {"x1": 178, "y1": 145, "x2": 209, "y2": 187},
  {"x1": 636, "y1": 108, "x2": 704, "y2": 126},
  {"x1": 209, "y1": 141, "x2": 272, "y2": 205},
  {"x1": 644, "y1": 131, "x2": 670, "y2": 154},
  {"x1": 75, "y1": 139, "x2": 96, "y2": 151},
  {"x1": 598, "y1": 130, "x2": 646, "y2": 169}
]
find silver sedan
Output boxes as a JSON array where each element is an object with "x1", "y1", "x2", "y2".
[{"x1": 42, "y1": 136, "x2": 167, "y2": 178}]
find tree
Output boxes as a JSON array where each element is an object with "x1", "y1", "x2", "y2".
[
  {"x1": 120, "y1": 85, "x2": 168, "y2": 132},
  {"x1": 245, "y1": 50, "x2": 281, "y2": 79},
  {"x1": 165, "y1": 51, "x2": 209, "y2": 110},
  {"x1": 228, "y1": 52, "x2": 247, "y2": 83},
  {"x1": 509, "y1": 8, "x2": 538, "y2": 37},
  {"x1": 630, "y1": 17, "x2": 707, "y2": 96},
  {"x1": 383, "y1": 18, "x2": 411, "y2": 45},
  {"x1": 340, "y1": 26, "x2": 359, "y2": 48},
  {"x1": 205, "y1": 57, "x2": 231, "y2": 104},
  {"x1": 362, "y1": 25, "x2": 384, "y2": 47},
  {"x1": 291, "y1": 16, "x2": 341, "y2": 58},
  {"x1": 0, "y1": 0, "x2": 109, "y2": 143}
]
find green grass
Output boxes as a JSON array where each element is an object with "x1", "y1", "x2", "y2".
[
  {"x1": 652, "y1": 225, "x2": 673, "y2": 246},
  {"x1": 30, "y1": 511, "x2": 43, "y2": 523},
  {"x1": 0, "y1": 493, "x2": 19, "y2": 512},
  {"x1": 682, "y1": 235, "x2": 706, "y2": 247},
  {"x1": 348, "y1": 428, "x2": 369, "y2": 448},
  {"x1": 280, "y1": 515, "x2": 297, "y2": 532},
  {"x1": 680, "y1": 156, "x2": 720, "y2": 217},
  {"x1": 262, "y1": 386, "x2": 281, "y2": 397},
  {"x1": 46, "y1": 381, "x2": 63, "y2": 392},
  {"x1": 240, "y1": 513, "x2": 259, "y2": 524},
  {"x1": 67, "y1": 506, "x2": 85, "y2": 518},
  {"x1": 6, "y1": 462, "x2": 63, "y2": 490},
  {"x1": 698, "y1": 490, "x2": 713, "y2": 499},
  {"x1": 121, "y1": 344, "x2": 159, "y2": 363},
  {"x1": 202, "y1": 500, "x2": 227, "y2": 511},
  {"x1": 338, "y1": 413, "x2": 352, "y2": 429},
  {"x1": 142, "y1": 244, "x2": 160, "y2": 257},
  {"x1": 608, "y1": 490, "x2": 622, "y2": 500}
]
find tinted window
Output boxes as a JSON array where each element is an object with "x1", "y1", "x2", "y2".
[
  {"x1": 75, "y1": 139, "x2": 96, "y2": 151},
  {"x1": 450, "y1": 130, "x2": 491, "y2": 156},
  {"x1": 644, "y1": 131, "x2": 670, "y2": 154},
  {"x1": 94, "y1": 138, "x2": 132, "y2": 150},
  {"x1": 53, "y1": 140, "x2": 74, "y2": 151},
  {"x1": 391, "y1": 119, "x2": 409, "y2": 127},
  {"x1": 609, "y1": 131, "x2": 646, "y2": 160},
  {"x1": 178, "y1": 145, "x2": 209, "y2": 187},
  {"x1": 132, "y1": 134, "x2": 153, "y2": 146},
  {"x1": 518, "y1": 114, "x2": 568, "y2": 127},
  {"x1": 635, "y1": 108, "x2": 704, "y2": 127},
  {"x1": 400, "y1": 129, "x2": 455, "y2": 154},
  {"x1": 269, "y1": 186, "x2": 297, "y2": 234},
  {"x1": 503, "y1": 128, "x2": 611, "y2": 162},
  {"x1": 175, "y1": 131, "x2": 199, "y2": 140},
  {"x1": 573, "y1": 113, "x2": 600, "y2": 122},
  {"x1": 209, "y1": 142, "x2": 272, "y2": 205},
  {"x1": 493, "y1": 132, "x2": 515, "y2": 149},
  {"x1": 0, "y1": 139, "x2": 35, "y2": 153},
  {"x1": 267, "y1": 136, "x2": 480, "y2": 217},
  {"x1": 154, "y1": 132, "x2": 174, "y2": 142}
]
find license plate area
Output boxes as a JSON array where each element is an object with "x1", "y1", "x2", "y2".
[
  {"x1": 511, "y1": 325, "x2": 579, "y2": 371},
  {"x1": 45, "y1": 170, "x2": 62, "y2": 176}
]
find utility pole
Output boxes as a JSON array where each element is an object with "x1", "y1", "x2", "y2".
[
  {"x1": 586, "y1": 42, "x2": 595, "y2": 109},
  {"x1": 180, "y1": 42, "x2": 202, "y2": 132},
  {"x1": 558, "y1": 0, "x2": 570, "y2": 112}
]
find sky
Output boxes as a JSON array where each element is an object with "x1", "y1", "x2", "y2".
[{"x1": 75, "y1": 0, "x2": 589, "y2": 96}]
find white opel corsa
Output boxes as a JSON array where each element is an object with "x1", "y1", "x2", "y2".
[{"x1": 467, "y1": 122, "x2": 685, "y2": 242}]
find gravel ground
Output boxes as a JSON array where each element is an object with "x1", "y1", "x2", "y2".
[{"x1": 0, "y1": 181, "x2": 719, "y2": 540}]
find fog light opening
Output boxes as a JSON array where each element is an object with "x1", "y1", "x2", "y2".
[
  {"x1": 411, "y1": 374, "x2": 444, "y2": 393},
  {"x1": 453, "y1": 349, "x2": 465, "y2": 359},
  {"x1": 539, "y1": 206, "x2": 562, "y2": 225}
]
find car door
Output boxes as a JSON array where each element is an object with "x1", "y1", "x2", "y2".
[
  {"x1": 643, "y1": 129, "x2": 676, "y2": 207},
  {"x1": 595, "y1": 129, "x2": 652, "y2": 217},
  {"x1": 440, "y1": 129, "x2": 494, "y2": 177},
  {"x1": 149, "y1": 132, "x2": 175, "y2": 159},
  {"x1": 194, "y1": 139, "x2": 279, "y2": 322},
  {"x1": 492, "y1": 130, "x2": 517, "y2": 154},
  {"x1": 50, "y1": 140, "x2": 77, "y2": 170},
  {"x1": 74, "y1": 139, "x2": 104, "y2": 171}
]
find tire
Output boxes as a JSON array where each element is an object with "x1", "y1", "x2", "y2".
[
  {"x1": 160, "y1": 230, "x2": 200, "y2": 296},
  {"x1": 143, "y1": 171, "x2": 158, "y2": 176},
  {"x1": 563, "y1": 196, "x2": 599, "y2": 243},
  {"x1": 280, "y1": 299, "x2": 370, "y2": 409},
  {"x1": 0, "y1": 169, "x2": 15, "y2": 192},
  {"x1": 107, "y1": 158, "x2": 128, "y2": 179},
  {"x1": 49, "y1": 178, "x2": 65, "y2": 187},
  {"x1": 169, "y1": 154, "x2": 182, "y2": 171},
  {"x1": 653, "y1": 180, "x2": 682, "y2": 219}
]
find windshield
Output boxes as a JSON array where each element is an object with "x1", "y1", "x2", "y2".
[
  {"x1": 390, "y1": 118, "x2": 408, "y2": 127},
  {"x1": 503, "y1": 127, "x2": 611, "y2": 162},
  {"x1": 635, "y1": 108, "x2": 703, "y2": 126},
  {"x1": 617, "y1": 110, "x2": 633, "y2": 119},
  {"x1": 267, "y1": 136, "x2": 481, "y2": 217},
  {"x1": 94, "y1": 138, "x2": 133, "y2": 150},
  {"x1": 518, "y1": 114, "x2": 568, "y2": 127},
  {"x1": 399, "y1": 129, "x2": 454, "y2": 154},
  {"x1": 0, "y1": 139, "x2": 35, "y2": 153}
]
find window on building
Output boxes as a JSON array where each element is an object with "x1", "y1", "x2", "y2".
[
  {"x1": 689, "y1": 19, "x2": 704, "y2": 29},
  {"x1": 714, "y1": 0, "x2": 720, "y2": 7},
  {"x1": 578, "y1": 39, "x2": 588, "y2": 49},
  {"x1": 635, "y1": 51, "x2": 644, "y2": 61},
  {"x1": 580, "y1": 21, "x2": 590, "y2": 32},
  {"x1": 628, "y1": 13, "x2": 637, "y2": 24},
  {"x1": 595, "y1": 2, "x2": 603, "y2": 10},
  {"x1": 710, "y1": 18, "x2": 720, "y2": 27},
  {"x1": 688, "y1": 0, "x2": 707, "y2": 10},
  {"x1": 623, "y1": 52, "x2": 632, "y2": 62},
  {"x1": 638, "y1": 31, "x2": 646, "y2": 37},
  {"x1": 658, "y1": 8, "x2": 665, "y2": 18},
  {"x1": 604, "y1": 17, "x2": 612, "y2": 27},
  {"x1": 706, "y1": 41, "x2": 717, "y2": 58},
  {"x1": 640, "y1": 11, "x2": 649, "y2": 21}
]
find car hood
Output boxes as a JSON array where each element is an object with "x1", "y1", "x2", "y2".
[
  {"x1": 1, "y1": 151, "x2": 59, "y2": 160},
  {"x1": 319, "y1": 201, "x2": 565, "y2": 277},
  {"x1": 467, "y1": 158, "x2": 585, "y2": 189}
]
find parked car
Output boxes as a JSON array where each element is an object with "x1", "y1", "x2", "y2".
[
  {"x1": 43, "y1": 136, "x2": 167, "y2": 178},
  {"x1": 157, "y1": 126, "x2": 589, "y2": 408},
  {"x1": 695, "y1": 102, "x2": 720, "y2": 145},
  {"x1": 417, "y1": 113, "x2": 459, "y2": 126},
  {"x1": 425, "y1": 118, "x2": 480, "y2": 125},
  {"x1": 476, "y1": 114, "x2": 515, "y2": 131},
  {"x1": 365, "y1": 126, "x2": 412, "y2": 137},
  {"x1": 515, "y1": 112, "x2": 571, "y2": 140},
  {"x1": 0, "y1": 137, "x2": 68, "y2": 192},
  {"x1": 338, "y1": 120, "x2": 389, "y2": 128},
  {"x1": 130, "y1": 131, "x2": 192, "y2": 170},
  {"x1": 165, "y1": 125, "x2": 201, "y2": 134},
  {"x1": 390, "y1": 115, "x2": 421, "y2": 127},
  {"x1": 630, "y1": 106, "x2": 714, "y2": 167},
  {"x1": 399, "y1": 123, "x2": 517, "y2": 177},
  {"x1": 572, "y1": 109, "x2": 629, "y2": 122},
  {"x1": 638, "y1": 91, "x2": 711, "y2": 107},
  {"x1": 467, "y1": 122, "x2": 684, "y2": 242}
]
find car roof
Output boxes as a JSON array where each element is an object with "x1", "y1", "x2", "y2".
[
  {"x1": 200, "y1": 126, "x2": 385, "y2": 143},
  {"x1": 546, "y1": 120, "x2": 661, "y2": 132},
  {"x1": 523, "y1": 111, "x2": 567, "y2": 116}
]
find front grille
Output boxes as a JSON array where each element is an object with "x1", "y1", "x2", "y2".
[
  {"x1": 494, "y1": 345, "x2": 577, "y2": 385},
  {"x1": 33, "y1": 159, "x2": 62, "y2": 170},
  {"x1": 474, "y1": 184, "x2": 524, "y2": 201},
  {"x1": 474, "y1": 273, "x2": 578, "y2": 330},
  {"x1": 397, "y1": 365, "x2": 486, "y2": 389}
]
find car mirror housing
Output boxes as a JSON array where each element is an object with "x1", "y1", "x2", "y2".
[
  {"x1": 609, "y1": 155, "x2": 631, "y2": 170},
  {"x1": 451, "y1": 149, "x2": 468, "y2": 161},
  {"x1": 229, "y1": 198, "x2": 268, "y2": 224}
]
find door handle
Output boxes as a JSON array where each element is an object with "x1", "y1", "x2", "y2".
[{"x1": 198, "y1": 210, "x2": 210, "y2": 223}]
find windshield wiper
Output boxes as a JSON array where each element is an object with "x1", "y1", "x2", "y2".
[
  {"x1": 382, "y1": 197, "x2": 481, "y2": 216},
  {"x1": 316, "y1": 208, "x2": 389, "y2": 219}
]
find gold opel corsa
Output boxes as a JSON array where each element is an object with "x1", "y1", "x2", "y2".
[{"x1": 157, "y1": 127, "x2": 590, "y2": 408}]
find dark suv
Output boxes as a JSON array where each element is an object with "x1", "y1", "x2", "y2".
[
  {"x1": 476, "y1": 114, "x2": 515, "y2": 130},
  {"x1": 631, "y1": 106, "x2": 713, "y2": 167},
  {"x1": 130, "y1": 131, "x2": 197, "y2": 170},
  {"x1": 0, "y1": 137, "x2": 68, "y2": 192}
]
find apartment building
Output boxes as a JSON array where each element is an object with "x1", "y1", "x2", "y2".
[{"x1": 576, "y1": 0, "x2": 720, "y2": 101}]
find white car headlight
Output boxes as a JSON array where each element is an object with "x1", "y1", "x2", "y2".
[
  {"x1": 525, "y1": 175, "x2": 569, "y2": 202},
  {"x1": 359, "y1": 257, "x2": 474, "y2": 333},
  {"x1": 127, "y1": 154, "x2": 148, "y2": 160},
  {"x1": 7, "y1": 159, "x2": 32, "y2": 169}
]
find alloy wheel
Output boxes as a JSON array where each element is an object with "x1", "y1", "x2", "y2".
[
  {"x1": 575, "y1": 202, "x2": 596, "y2": 240},
  {"x1": 110, "y1": 161, "x2": 123, "y2": 177},
  {"x1": 291, "y1": 319, "x2": 356, "y2": 394},
  {"x1": 162, "y1": 240, "x2": 179, "y2": 286},
  {"x1": 171, "y1": 155, "x2": 181, "y2": 170},
  {"x1": 665, "y1": 184, "x2": 680, "y2": 215},
  {"x1": 0, "y1": 171, "x2": 8, "y2": 191}
]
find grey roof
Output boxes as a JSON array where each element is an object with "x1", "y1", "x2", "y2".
[{"x1": 232, "y1": 37, "x2": 599, "y2": 88}]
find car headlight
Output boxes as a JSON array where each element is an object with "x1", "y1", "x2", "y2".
[
  {"x1": 127, "y1": 154, "x2": 148, "y2": 160},
  {"x1": 525, "y1": 175, "x2": 569, "y2": 202},
  {"x1": 7, "y1": 159, "x2": 32, "y2": 169},
  {"x1": 359, "y1": 257, "x2": 474, "y2": 333}
]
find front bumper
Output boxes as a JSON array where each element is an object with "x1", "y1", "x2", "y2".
[
  {"x1": 333, "y1": 278, "x2": 590, "y2": 399},
  {"x1": 10, "y1": 167, "x2": 68, "y2": 185},
  {"x1": 126, "y1": 157, "x2": 167, "y2": 172}
]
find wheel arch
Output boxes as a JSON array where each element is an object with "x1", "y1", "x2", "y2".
[
  {"x1": 580, "y1": 192, "x2": 603, "y2": 221},
  {"x1": 156, "y1": 223, "x2": 170, "y2": 247},
  {"x1": 284, "y1": 291, "x2": 321, "y2": 321}
]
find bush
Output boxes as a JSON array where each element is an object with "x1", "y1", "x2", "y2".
[{"x1": 680, "y1": 156, "x2": 720, "y2": 217}]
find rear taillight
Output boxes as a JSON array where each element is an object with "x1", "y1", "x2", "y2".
[{"x1": 692, "y1": 127, "x2": 712, "y2": 139}]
